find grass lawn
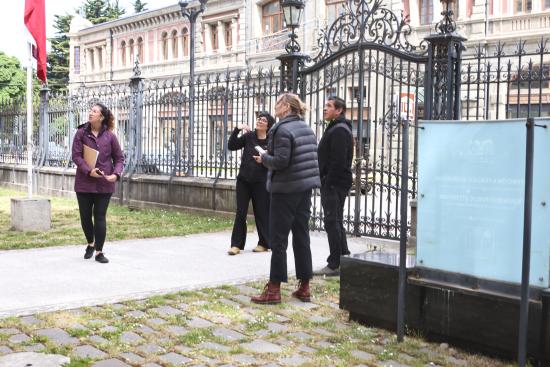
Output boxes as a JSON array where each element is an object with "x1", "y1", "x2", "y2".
[{"x1": 0, "y1": 187, "x2": 233, "y2": 250}]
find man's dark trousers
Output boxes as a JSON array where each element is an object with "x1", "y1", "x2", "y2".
[
  {"x1": 269, "y1": 190, "x2": 313, "y2": 283},
  {"x1": 321, "y1": 185, "x2": 350, "y2": 269}
]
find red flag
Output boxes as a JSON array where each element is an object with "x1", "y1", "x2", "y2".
[{"x1": 24, "y1": 0, "x2": 47, "y2": 83}]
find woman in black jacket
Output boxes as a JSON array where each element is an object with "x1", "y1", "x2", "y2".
[
  {"x1": 251, "y1": 93, "x2": 321, "y2": 304},
  {"x1": 227, "y1": 111, "x2": 275, "y2": 255}
]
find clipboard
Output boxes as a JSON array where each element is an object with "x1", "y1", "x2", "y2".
[{"x1": 83, "y1": 144, "x2": 99, "y2": 169}]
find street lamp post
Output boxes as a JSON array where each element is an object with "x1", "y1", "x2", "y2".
[
  {"x1": 179, "y1": 0, "x2": 207, "y2": 176},
  {"x1": 277, "y1": 0, "x2": 306, "y2": 93}
]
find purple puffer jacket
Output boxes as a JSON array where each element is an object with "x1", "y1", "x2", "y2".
[{"x1": 72, "y1": 123, "x2": 125, "y2": 193}]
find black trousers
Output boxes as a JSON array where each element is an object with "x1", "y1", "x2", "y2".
[
  {"x1": 269, "y1": 190, "x2": 313, "y2": 283},
  {"x1": 231, "y1": 178, "x2": 270, "y2": 249},
  {"x1": 321, "y1": 185, "x2": 350, "y2": 269},
  {"x1": 76, "y1": 193, "x2": 112, "y2": 252}
]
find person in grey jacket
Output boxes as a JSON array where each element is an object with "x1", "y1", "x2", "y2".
[{"x1": 250, "y1": 93, "x2": 321, "y2": 304}]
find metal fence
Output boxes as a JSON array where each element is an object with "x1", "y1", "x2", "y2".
[
  {"x1": 0, "y1": 67, "x2": 281, "y2": 180},
  {"x1": 461, "y1": 38, "x2": 550, "y2": 121},
  {"x1": 0, "y1": 95, "x2": 40, "y2": 165},
  {"x1": 1, "y1": 4, "x2": 550, "y2": 240}
]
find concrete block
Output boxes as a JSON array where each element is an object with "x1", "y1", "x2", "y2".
[
  {"x1": 10, "y1": 198, "x2": 51, "y2": 232},
  {"x1": 0, "y1": 352, "x2": 69, "y2": 367}
]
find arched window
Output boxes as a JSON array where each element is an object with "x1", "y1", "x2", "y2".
[
  {"x1": 161, "y1": 32, "x2": 168, "y2": 60},
  {"x1": 137, "y1": 37, "x2": 144, "y2": 63},
  {"x1": 182, "y1": 28, "x2": 189, "y2": 57},
  {"x1": 129, "y1": 39, "x2": 135, "y2": 64},
  {"x1": 171, "y1": 30, "x2": 178, "y2": 58},
  {"x1": 120, "y1": 41, "x2": 126, "y2": 66}
]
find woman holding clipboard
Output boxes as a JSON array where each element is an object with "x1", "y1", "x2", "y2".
[{"x1": 72, "y1": 103, "x2": 124, "y2": 263}]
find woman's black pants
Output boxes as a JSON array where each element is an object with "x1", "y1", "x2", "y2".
[
  {"x1": 269, "y1": 189, "x2": 313, "y2": 283},
  {"x1": 231, "y1": 178, "x2": 270, "y2": 249},
  {"x1": 76, "y1": 193, "x2": 112, "y2": 251}
]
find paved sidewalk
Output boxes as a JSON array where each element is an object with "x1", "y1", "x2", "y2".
[
  {"x1": 0, "y1": 233, "x2": 509, "y2": 367},
  {"x1": 0, "y1": 231, "x2": 379, "y2": 317}
]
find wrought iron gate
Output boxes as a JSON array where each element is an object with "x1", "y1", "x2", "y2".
[{"x1": 297, "y1": 0, "x2": 427, "y2": 239}]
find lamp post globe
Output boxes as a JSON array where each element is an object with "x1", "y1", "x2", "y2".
[
  {"x1": 277, "y1": 0, "x2": 306, "y2": 93},
  {"x1": 280, "y1": 0, "x2": 304, "y2": 28}
]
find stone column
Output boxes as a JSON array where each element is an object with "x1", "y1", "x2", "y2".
[
  {"x1": 168, "y1": 35, "x2": 174, "y2": 59},
  {"x1": 125, "y1": 44, "x2": 131, "y2": 67},
  {"x1": 100, "y1": 46, "x2": 106, "y2": 71},
  {"x1": 433, "y1": 1, "x2": 443, "y2": 22},
  {"x1": 217, "y1": 21, "x2": 226, "y2": 53},
  {"x1": 177, "y1": 32, "x2": 183, "y2": 59},
  {"x1": 409, "y1": 0, "x2": 420, "y2": 27},
  {"x1": 93, "y1": 47, "x2": 100, "y2": 73},
  {"x1": 231, "y1": 18, "x2": 238, "y2": 51},
  {"x1": 204, "y1": 24, "x2": 212, "y2": 54},
  {"x1": 86, "y1": 48, "x2": 93, "y2": 74}
]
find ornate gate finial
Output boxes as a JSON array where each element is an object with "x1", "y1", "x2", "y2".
[
  {"x1": 435, "y1": 0, "x2": 457, "y2": 34},
  {"x1": 425, "y1": 0, "x2": 466, "y2": 120}
]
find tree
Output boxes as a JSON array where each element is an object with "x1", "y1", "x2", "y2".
[
  {"x1": 132, "y1": 0, "x2": 148, "y2": 13},
  {"x1": 48, "y1": 0, "x2": 127, "y2": 92},
  {"x1": 47, "y1": 14, "x2": 73, "y2": 93},
  {"x1": 106, "y1": 0, "x2": 126, "y2": 19},
  {"x1": 80, "y1": 0, "x2": 124, "y2": 25},
  {"x1": 0, "y1": 52, "x2": 27, "y2": 100}
]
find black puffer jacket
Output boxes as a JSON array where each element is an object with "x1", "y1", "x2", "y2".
[
  {"x1": 317, "y1": 114, "x2": 353, "y2": 191},
  {"x1": 261, "y1": 114, "x2": 321, "y2": 193},
  {"x1": 228, "y1": 127, "x2": 268, "y2": 182}
]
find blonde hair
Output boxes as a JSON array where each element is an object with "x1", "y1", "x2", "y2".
[{"x1": 278, "y1": 93, "x2": 308, "y2": 118}]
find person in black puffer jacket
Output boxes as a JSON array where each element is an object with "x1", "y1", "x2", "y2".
[
  {"x1": 227, "y1": 111, "x2": 275, "y2": 256},
  {"x1": 250, "y1": 93, "x2": 321, "y2": 305}
]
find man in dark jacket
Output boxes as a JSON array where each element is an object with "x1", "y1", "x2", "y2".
[{"x1": 314, "y1": 96, "x2": 353, "y2": 276}]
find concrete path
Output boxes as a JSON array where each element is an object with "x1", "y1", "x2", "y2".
[{"x1": 0, "y1": 231, "x2": 385, "y2": 317}]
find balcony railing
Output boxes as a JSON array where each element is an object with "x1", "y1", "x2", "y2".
[
  {"x1": 490, "y1": 11, "x2": 550, "y2": 33},
  {"x1": 250, "y1": 31, "x2": 289, "y2": 54}
]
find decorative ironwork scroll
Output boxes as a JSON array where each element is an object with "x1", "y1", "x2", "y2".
[{"x1": 312, "y1": 0, "x2": 426, "y2": 63}]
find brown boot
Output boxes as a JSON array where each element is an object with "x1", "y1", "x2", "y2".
[
  {"x1": 292, "y1": 279, "x2": 311, "y2": 302},
  {"x1": 251, "y1": 282, "x2": 281, "y2": 304}
]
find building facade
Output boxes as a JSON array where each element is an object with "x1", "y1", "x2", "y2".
[{"x1": 68, "y1": 0, "x2": 332, "y2": 87}]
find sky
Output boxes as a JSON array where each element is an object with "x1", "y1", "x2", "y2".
[{"x1": 0, "y1": 0, "x2": 178, "y2": 66}]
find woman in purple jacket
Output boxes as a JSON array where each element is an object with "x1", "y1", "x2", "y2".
[{"x1": 72, "y1": 103, "x2": 124, "y2": 263}]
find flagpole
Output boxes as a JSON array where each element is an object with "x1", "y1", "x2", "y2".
[{"x1": 26, "y1": 42, "x2": 33, "y2": 199}]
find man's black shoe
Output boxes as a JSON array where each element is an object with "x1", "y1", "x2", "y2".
[
  {"x1": 95, "y1": 253, "x2": 109, "y2": 263},
  {"x1": 84, "y1": 246, "x2": 95, "y2": 259},
  {"x1": 313, "y1": 266, "x2": 340, "y2": 276}
]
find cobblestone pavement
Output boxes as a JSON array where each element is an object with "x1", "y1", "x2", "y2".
[{"x1": 0, "y1": 278, "x2": 512, "y2": 367}]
